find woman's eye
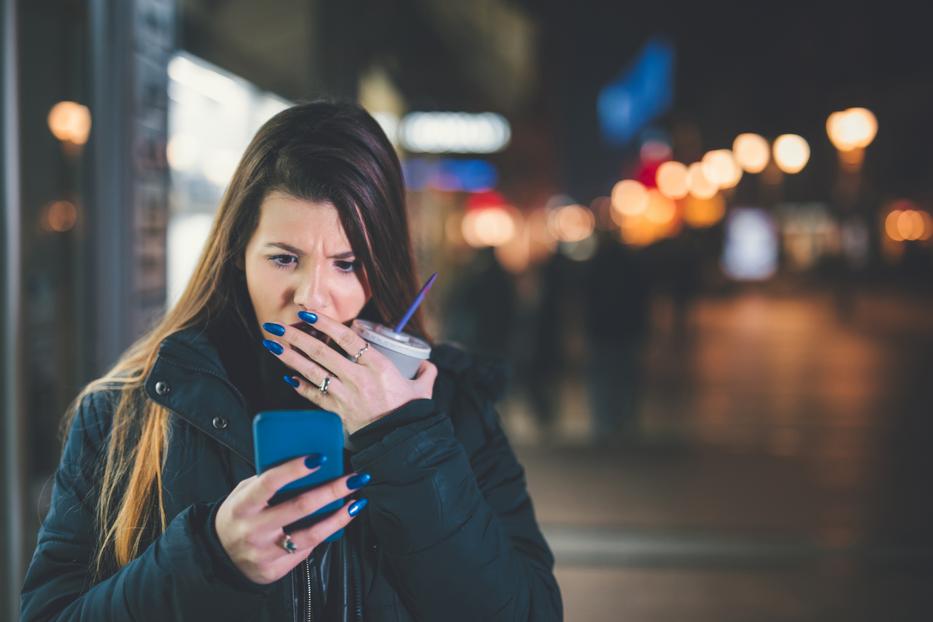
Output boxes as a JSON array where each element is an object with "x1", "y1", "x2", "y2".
[
  {"x1": 335, "y1": 260, "x2": 358, "y2": 273},
  {"x1": 269, "y1": 254, "x2": 297, "y2": 269}
]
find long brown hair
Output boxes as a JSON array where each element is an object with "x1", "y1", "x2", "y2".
[{"x1": 64, "y1": 100, "x2": 429, "y2": 577}]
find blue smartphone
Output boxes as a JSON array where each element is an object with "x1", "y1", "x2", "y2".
[{"x1": 252, "y1": 409, "x2": 345, "y2": 540}]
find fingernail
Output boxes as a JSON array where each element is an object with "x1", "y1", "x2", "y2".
[
  {"x1": 263, "y1": 322, "x2": 286, "y2": 336},
  {"x1": 262, "y1": 339, "x2": 284, "y2": 355},
  {"x1": 348, "y1": 498, "x2": 368, "y2": 517},
  {"x1": 283, "y1": 375, "x2": 299, "y2": 388},
  {"x1": 346, "y1": 472, "x2": 371, "y2": 490},
  {"x1": 305, "y1": 453, "x2": 327, "y2": 469},
  {"x1": 298, "y1": 310, "x2": 318, "y2": 324}
]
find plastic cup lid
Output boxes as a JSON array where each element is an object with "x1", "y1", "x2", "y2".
[{"x1": 352, "y1": 319, "x2": 431, "y2": 359}]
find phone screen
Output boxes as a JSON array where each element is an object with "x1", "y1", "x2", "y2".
[{"x1": 253, "y1": 409, "x2": 345, "y2": 536}]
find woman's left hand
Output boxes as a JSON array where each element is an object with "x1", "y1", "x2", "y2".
[{"x1": 263, "y1": 312, "x2": 437, "y2": 434}]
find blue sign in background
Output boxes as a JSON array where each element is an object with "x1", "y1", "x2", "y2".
[{"x1": 598, "y1": 38, "x2": 675, "y2": 147}]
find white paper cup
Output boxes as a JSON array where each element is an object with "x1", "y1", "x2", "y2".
[{"x1": 351, "y1": 319, "x2": 431, "y2": 379}]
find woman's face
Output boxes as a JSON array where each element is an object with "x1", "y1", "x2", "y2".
[{"x1": 243, "y1": 191, "x2": 369, "y2": 333}]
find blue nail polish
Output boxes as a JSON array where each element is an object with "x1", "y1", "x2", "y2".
[
  {"x1": 298, "y1": 310, "x2": 318, "y2": 324},
  {"x1": 262, "y1": 339, "x2": 284, "y2": 355},
  {"x1": 305, "y1": 453, "x2": 327, "y2": 469},
  {"x1": 347, "y1": 473, "x2": 371, "y2": 490},
  {"x1": 263, "y1": 322, "x2": 286, "y2": 336},
  {"x1": 283, "y1": 375, "x2": 299, "y2": 388},
  {"x1": 348, "y1": 498, "x2": 368, "y2": 517}
]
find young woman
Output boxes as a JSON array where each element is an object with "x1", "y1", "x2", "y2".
[{"x1": 20, "y1": 101, "x2": 562, "y2": 621}]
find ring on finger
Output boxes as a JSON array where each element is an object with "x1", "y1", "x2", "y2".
[
  {"x1": 319, "y1": 374, "x2": 331, "y2": 396},
  {"x1": 351, "y1": 342, "x2": 369, "y2": 364},
  {"x1": 280, "y1": 533, "x2": 297, "y2": 554}
]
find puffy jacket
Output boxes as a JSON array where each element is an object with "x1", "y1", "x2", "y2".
[{"x1": 20, "y1": 324, "x2": 563, "y2": 621}]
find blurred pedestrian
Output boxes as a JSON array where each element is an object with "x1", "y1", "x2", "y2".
[{"x1": 583, "y1": 232, "x2": 650, "y2": 444}]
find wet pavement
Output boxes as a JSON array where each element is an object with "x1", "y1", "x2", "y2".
[{"x1": 505, "y1": 288, "x2": 933, "y2": 621}]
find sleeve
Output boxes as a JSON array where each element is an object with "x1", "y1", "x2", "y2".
[
  {"x1": 19, "y1": 392, "x2": 272, "y2": 621},
  {"x1": 347, "y1": 387, "x2": 563, "y2": 621}
]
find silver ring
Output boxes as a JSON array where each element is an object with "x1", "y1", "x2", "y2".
[
  {"x1": 351, "y1": 342, "x2": 369, "y2": 364},
  {"x1": 281, "y1": 533, "x2": 297, "y2": 554},
  {"x1": 319, "y1": 375, "x2": 331, "y2": 395}
]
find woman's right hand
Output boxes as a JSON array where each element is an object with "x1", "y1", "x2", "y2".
[{"x1": 215, "y1": 455, "x2": 370, "y2": 585}]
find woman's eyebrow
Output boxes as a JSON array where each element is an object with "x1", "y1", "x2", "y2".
[{"x1": 264, "y1": 242, "x2": 354, "y2": 259}]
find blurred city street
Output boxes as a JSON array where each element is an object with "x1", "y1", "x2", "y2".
[
  {"x1": 509, "y1": 288, "x2": 933, "y2": 621},
  {"x1": 5, "y1": 1, "x2": 933, "y2": 619}
]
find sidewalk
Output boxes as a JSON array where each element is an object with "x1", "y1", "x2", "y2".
[{"x1": 506, "y1": 289, "x2": 933, "y2": 621}]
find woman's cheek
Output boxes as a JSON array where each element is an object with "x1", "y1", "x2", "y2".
[{"x1": 334, "y1": 279, "x2": 367, "y2": 321}]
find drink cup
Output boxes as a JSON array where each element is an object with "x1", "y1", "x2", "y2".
[{"x1": 351, "y1": 319, "x2": 431, "y2": 379}]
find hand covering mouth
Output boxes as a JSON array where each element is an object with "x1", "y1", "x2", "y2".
[
  {"x1": 287, "y1": 319, "x2": 344, "y2": 361},
  {"x1": 289, "y1": 320, "x2": 326, "y2": 341}
]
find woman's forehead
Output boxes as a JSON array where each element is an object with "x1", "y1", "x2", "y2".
[{"x1": 255, "y1": 192, "x2": 352, "y2": 251}]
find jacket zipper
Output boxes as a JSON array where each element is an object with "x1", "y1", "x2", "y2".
[
  {"x1": 305, "y1": 557, "x2": 314, "y2": 622},
  {"x1": 179, "y1": 359, "x2": 316, "y2": 622},
  {"x1": 161, "y1": 356, "x2": 317, "y2": 621}
]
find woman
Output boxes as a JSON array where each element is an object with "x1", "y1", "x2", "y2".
[{"x1": 20, "y1": 101, "x2": 562, "y2": 621}]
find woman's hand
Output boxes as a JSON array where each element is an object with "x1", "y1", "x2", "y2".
[
  {"x1": 215, "y1": 455, "x2": 370, "y2": 585},
  {"x1": 262, "y1": 312, "x2": 437, "y2": 434}
]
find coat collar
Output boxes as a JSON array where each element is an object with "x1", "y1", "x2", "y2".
[{"x1": 144, "y1": 325, "x2": 256, "y2": 467}]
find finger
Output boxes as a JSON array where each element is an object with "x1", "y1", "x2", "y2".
[
  {"x1": 412, "y1": 360, "x2": 438, "y2": 393},
  {"x1": 257, "y1": 472, "x2": 369, "y2": 530},
  {"x1": 285, "y1": 373, "x2": 343, "y2": 407},
  {"x1": 267, "y1": 335, "x2": 338, "y2": 383},
  {"x1": 297, "y1": 311, "x2": 372, "y2": 367},
  {"x1": 241, "y1": 454, "x2": 325, "y2": 514},
  {"x1": 263, "y1": 321, "x2": 351, "y2": 379},
  {"x1": 262, "y1": 542, "x2": 314, "y2": 579},
  {"x1": 288, "y1": 498, "x2": 368, "y2": 550}
]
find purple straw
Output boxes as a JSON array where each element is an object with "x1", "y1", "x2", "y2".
[{"x1": 393, "y1": 272, "x2": 438, "y2": 333}]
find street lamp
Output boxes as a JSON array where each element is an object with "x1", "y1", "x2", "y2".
[
  {"x1": 732, "y1": 133, "x2": 770, "y2": 174},
  {"x1": 772, "y1": 134, "x2": 810, "y2": 174},
  {"x1": 686, "y1": 162, "x2": 718, "y2": 199},
  {"x1": 826, "y1": 107, "x2": 877, "y2": 171},
  {"x1": 825, "y1": 108, "x2": 878, "y2": 310},
  {"x1": 701, "y1": 149, "x2": 742, "y2": 189}
]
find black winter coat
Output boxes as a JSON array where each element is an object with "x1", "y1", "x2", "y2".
[{"x1": 20, "y1": 324, "x2": 562, "y2": 621}]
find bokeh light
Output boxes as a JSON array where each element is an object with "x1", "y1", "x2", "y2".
[
  {"x1": 461, "y1": 205, "x2": 518, "y2": 247},
  {"x1": 399, "y1": 111, "x2": 511, "y2": 154},
  {"x1": 686, "y1": 162, "x2": 718, "y2": 199},
  {"x1": 655, "y1": 161, "x2": 689, "y2": 199},
  {"x1": 493, "y1": 211, "x2": 532, "y2": 273},
  {"x1": 47, "y1": 101, "x2": 92, "y2": 146},
  {"x1": 732, "y1": 133, "x2": 770, "y2": 173},
  {"x1": 683, "y1": 194, "x2": 726, "y2": 228},
  {"x1": 548, "y1": 204, "x2": 595, "y2": 242},
  {"x1": 611, "y1": 179, "x2": 649, "y2": 215},
  {"x1": 827, "y1": 107, "x2": 878, "y2": 151},
  {"x1": 885, "y1": 207, "x2": 932, "y2": 242},
  {"x1": 615, "y1": 189, "x2": 681, "y2": 246},
  {"x1": 644, "y1": 189, "x2": 676, "y2": 225},
  {"x1": 701, "y1": 149, "x2": 743, "y2": 189},
  {"x1": 773, "y1": 134, "x2": 810, "y2": 174},
  {"x1": 42, "y1": 200, "x2": 79, "y2": 232}
]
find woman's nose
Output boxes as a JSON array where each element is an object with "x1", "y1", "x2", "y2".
[{"x1": 294, "y1": 273, "x2": 327, "y2": 310}]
